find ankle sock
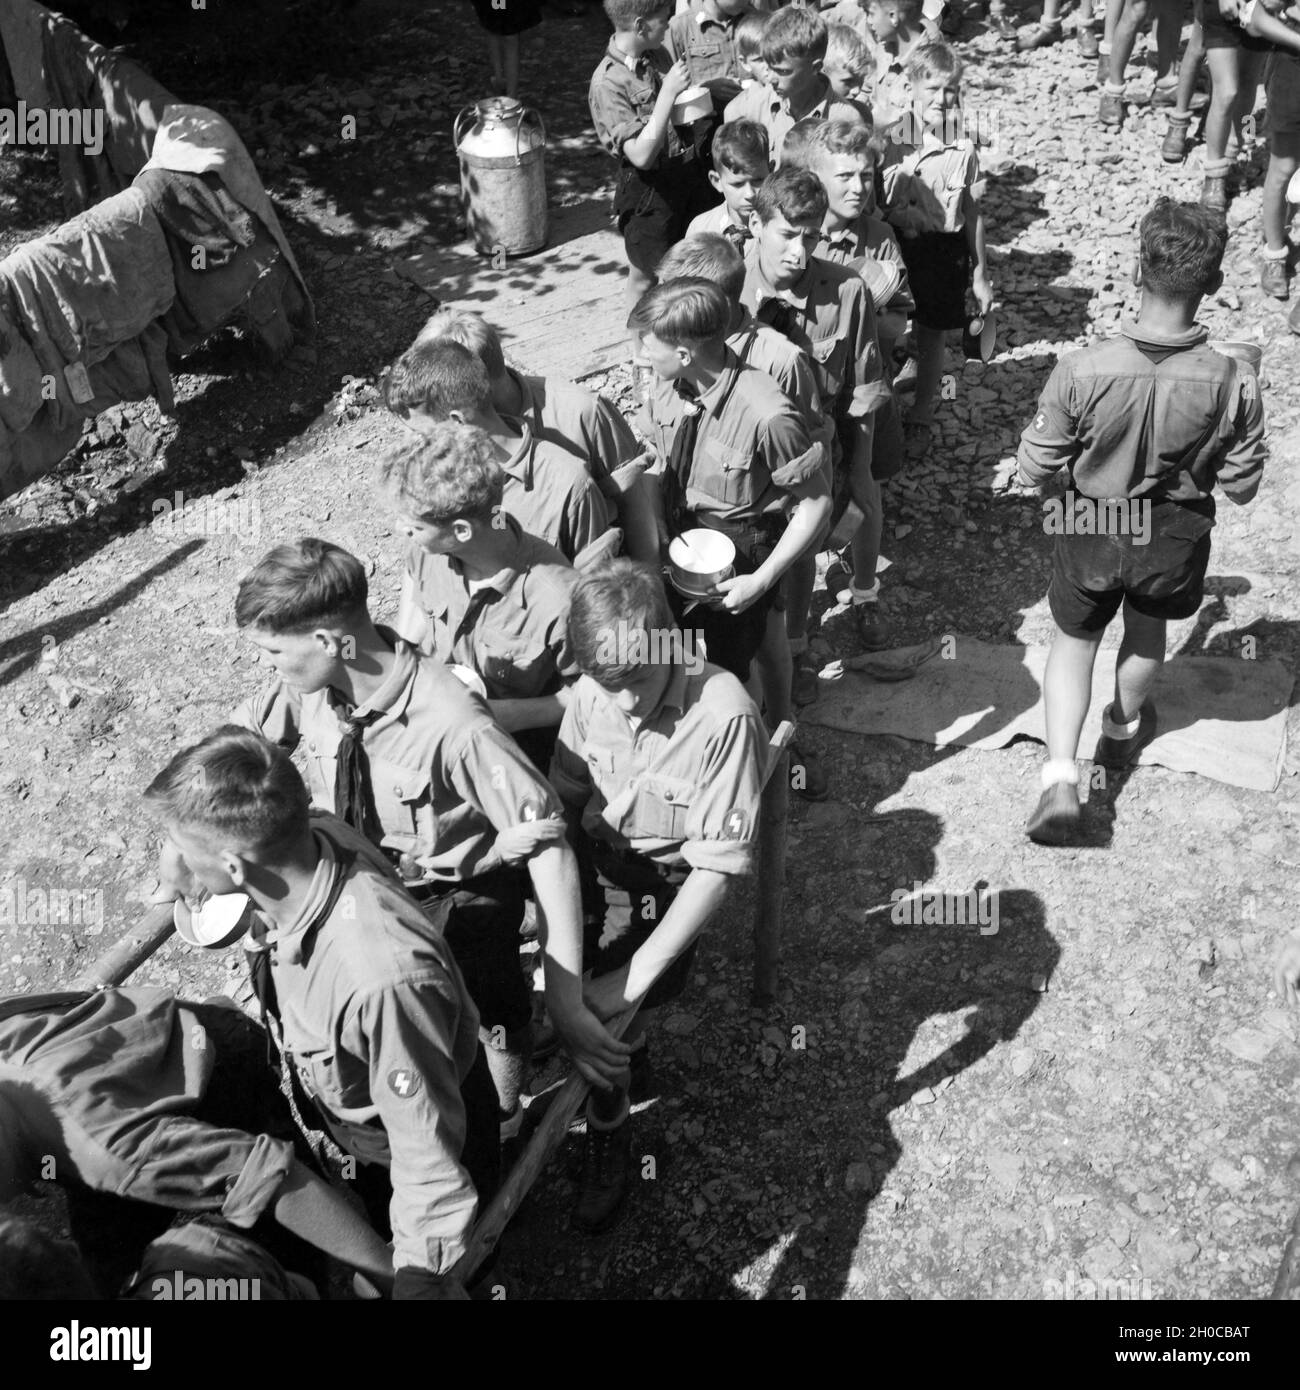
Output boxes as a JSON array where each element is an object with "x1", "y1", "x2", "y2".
[
  {"x1": 1101, "y1": 704, "x2": 1142, "y2": 740},
  {"x1": 1104, "y1": 80, "x2": 1125, "y2": 95},
  {"x1": 1262, "y1": 244, "x2": 1289, "y2": 262},
  {"x1": 1098, "y1": 40, "x2": 1112, "y2": 55},
  {"x1": 1041, "y1": 758, "x2": 1079, "y2": 789},
  {"x1": 850, "y1": 580, "x2": 880, "y2": 605}
]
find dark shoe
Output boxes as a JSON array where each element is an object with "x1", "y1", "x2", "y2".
[
  {"x1": 791, "y1": 655, "x2": 820, "y2": 707},
  {"x1": 1078, "y1": 23, "x2": 1100, "y2": 58},
  {"x1": 1092, "y1": 702, "x2": 1158, "y2": 770},
  {"x1": 573, "y1": 1117, "x2": 632, "y2": 1234},
  {"x1": 1099, "y1": 89, "x2": 1124, "y2": 128},
  {"x1": 1288, "y1": 297, "x2": 1300, "y2": 336},
  {"x1": 851, "y1": 599, "x2": 890, "y2": 651},
  {"x1": 1026, "y1": 781, "x2": 1081, "y2": 845},
  {"x1": 1017, "y1": 19, "x2": 1061, "y2": 50},
  {"x1": 1200, "y1": 174, "x2": 1228, "y2": 213},
  {"x1": 1161, "y1": 112, "x2": 1191, "y2": 163},
  {"x1": 1260, "y1": 256, "x2": 1290, "y2": 301},
  {"x1": 789, "y1": 740, "x2": 830, "y2": 801}
]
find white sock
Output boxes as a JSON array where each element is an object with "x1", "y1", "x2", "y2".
[
  {"x1": 1101, "y1": 704, "x2": 1142, "y2": 739},
  {"x1": 1104, "y1": 80, "x2": 1125, "y2": 95},
  {"x1": 849, "y1": 579, "x2": 880, "y2": 605},
  {"x1": 1041, "y1": 758, "x2": 1079, "y2": 789},
  {"x1": 1262, "y1": 244, "x2": 1289, "y2": 262},
  {"x1": 1098, "y1": 40, "x2": 1112, "y2": 55}
]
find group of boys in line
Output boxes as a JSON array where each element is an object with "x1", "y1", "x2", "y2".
[{"x1": 0, "y1": 0, "x2": 1288, "y2": 1302}]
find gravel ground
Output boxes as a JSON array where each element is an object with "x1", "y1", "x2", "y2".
[{"x1": 1, "y1": 0, "x2": 1298, "y2": 1301}]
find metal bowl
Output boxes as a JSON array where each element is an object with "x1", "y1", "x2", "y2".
[
  {"x1": 1209, "y1": 340, "x2": 1262, "y2": 377},
  {"x1": 672, "y1": 86, "x2": 713, "y2": 125},
  {"x1": 173, "y1": 892, "x2": 254, "y2": 949},
  {"x1": 668, "y1": 529, "x2": 736, "y2": 597}
]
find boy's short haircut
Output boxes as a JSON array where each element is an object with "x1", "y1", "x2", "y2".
[
  {"x1": 381, "y1": 339, "x2": 491, "y2": 421},
  {"x1": 143, "y1": 727, "x2": 311, "y2": 860},
  {"x1": 712, "y1": 119, "x2": 772, "y2": 178},
  {"x1": 735, "y1": 10, "x2": 768, "y2": 54},
  {"x1": 1139, "y1": 197, "x2": 1228, "y2": 298},
  {"x1": 657, "y1": 234, "x2": 746, "y2": 303},
  {"x1": 752, "y1": 165, "x2": 830, "y2": 226},
  {"x1": 603, "y1": 0, "x2": 671, "y2": 28},
  {"x1": 825, "y1": 22, "x2": 873, "y2": 71},
  {"x1": 235, "y1": 538, "x2": 369, "y2": 634},
  {"x1": 376, "y1": 422, "x2": 505, "y2": 527},
  {"x1": 415, "y1": 308, "x2": 506, "y2": 381},
  {"x1": 806, "y1": 116, "x2": 877, "y2": 169},
  {"x1": 761, "y1": 4, "x2": 828, "y2": 64},
  {"x1": 779, "y1": 116, "x2": 827, "y2": 171},
  {"x1": 906, "y1": 39, "x2": 963, "y2": 86},
  {"x1": 568, "y1": 559, "x2": 677, "y2": 685},
  {"x1": 627, "y1": 277, "x2": 732, "y2": 346}
]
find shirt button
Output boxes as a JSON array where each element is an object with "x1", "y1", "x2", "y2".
[
  {"x1": 394, "y1": 785, "x2": 404, "y2": 797},
  {"x1": 307, "y1": 740, "x2": 317, "y2": 752}
]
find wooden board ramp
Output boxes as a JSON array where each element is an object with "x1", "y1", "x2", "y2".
[{"x1": 393, "y1": 197, "x2": 631, "y2": 383}]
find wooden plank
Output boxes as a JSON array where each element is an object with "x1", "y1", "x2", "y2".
[{"x1": 71, "y1": 903, "x2": 176, "y2": 991}]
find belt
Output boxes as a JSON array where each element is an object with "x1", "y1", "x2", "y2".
[{"x1": 687, "y1": 510, "x2": 780, "y2": 555}]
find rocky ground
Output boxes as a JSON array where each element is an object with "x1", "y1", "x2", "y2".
[{"x1": 2, "y1": 0, "x2": 1299, "y2": 1300}]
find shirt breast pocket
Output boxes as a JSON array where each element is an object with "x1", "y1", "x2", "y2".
[
  {"x1": 628, "y1": 82, "x2": 657, "y2": 117},
  {"x1": 694, "y1": 438, "x2": 754, "y2": 507},
  {"x1": 631, "y1": 775, "x2": 695, "y2": 840},
  {"x1": 688, "y1": 38, "x2": 723, "y2": 62},
  {"x1": 810, "y1": 336, "x2": 845, "y2": 399},
  {"x1": 369, "y1": 756, "x2": 432, "y2": 855},
  {"x1": 478, "y1": 636, "x2": 552, "y2": 699}
]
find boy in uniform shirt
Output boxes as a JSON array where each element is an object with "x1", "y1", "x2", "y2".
[
  {"x1": 230, "y1": 539, "x2": 627, "y2": 1154},
  {"x1": 383, "y1": 338, "x2": 617, "y2": 566},
  {"x1": 549, "y1": 559, "x2": 766, "y2": 1231},
  {"x1": 142, "y1": 730, "x2": 521, "y2": 1298},
  {"x1": 589, "y1": 0, "x2": 713, "y2": 352},
  {"x1": 412, "y1": 308, "x2": 660, "y2": 563},
  {"x1": 723, "y1": 4, "x2": 868, "y2": 161},
  {"x1": 384, "y1": 423, "x2": 580, "y2": 772},
  {"x1": 1014, "y1": 200, "x2": 1266, "y2": 844},
  {"x1": 654, "y1": 232, "x2": 830, "y2": 795},
  {"x1": 741, "y1": 166, "x2": 894, "y2": 651},
  {"x1": 684, "y1": 118, "x2": 772, "y2": 245},
  {"x1": 0, "y1": 985, "x2": 395, "y2": 1298},
  {"x1": 631, "y1": 277, "x2": 830, "y2": 723},
  {"x1": 666, "y1": 0, "x2": 754, "y2": 112}
]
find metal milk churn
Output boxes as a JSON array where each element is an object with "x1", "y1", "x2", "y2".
[{"x1": 454, "y1": 98, "x2": 548, "y2": 258}]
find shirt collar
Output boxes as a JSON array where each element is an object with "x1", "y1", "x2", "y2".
[
  {"x1": 608, "y1": 37, "x2": 652, "y2": 75},
  {"x1": 323, "y1": 627, "x2": 418, "y2": 726},
  {"x1": 505, "y1": 367, "x2": 539, "y2": 423},
  {"x1": 448, "y1": 515, "x2": 527, "y2": 598},
  {"x1": 748, "y1": 253, "x2": 812, "y2": 311},
  {"x1": 673, "y1": 348, "x2": 740, "y2": 420},
  {"x1": 258, "y1": 830, "x2": 339, "y2": 966},
  {"x1": 499, "y1": 419, "x2": 535, "y2": 487},
  {"x1": 1119, "y1": 318, "x2": 1209, "y2": 350}
]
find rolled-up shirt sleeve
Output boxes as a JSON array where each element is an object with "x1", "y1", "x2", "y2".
[
  {"x1": 1219, "y1": 362, "x2": 1266, "y2": 504},
  {"x1": 589, "y1": 74, "x2": 642, "y2": 158},
  {"x1": 681, "y1": 711, "x2": 766, "y2": 874},
  {"x1": 228, "y1": 680, "x2": 302, "y2": 748},
  {"x1": 763, "y1": 410, "x2": 826, "y2": 499},
  {"x1": 449, "y1": 717, "x2": 564, "y2": 830},
  {"x1": 1017, "y1": 359, "x2": 1079, "y2": 486},
  {"x1": 351, "y1": 982, "x2": 478, "y2": 1276},
  {"x1": 549, "y1": 692, "x2": 595, "y2": 812}
]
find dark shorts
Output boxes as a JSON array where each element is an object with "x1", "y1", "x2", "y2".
[
  {"x1": 1048, "y1": 496, "x2": 1216, "y2": 638},
  {"x1": 417, "y1": 868, "x2": 531, "y2": 1035},
  {"x1": 665, "y1": 520, "x2": 780, "y2": 684},
  {"x1": 1196, "y1": 0, "x2": 1272, "y2": 51},
  {"x1": 870, "y1": 391, "x2": 905, "y2": 481},
  {"x1": 896, "y1": 229, "x2": 970, "y2": 331},
  {"x1": 1265, "y1": 53, "x2": 1300, "y2": 139},
  {"x1": 580, "y1": 840, "x2": 694, "y2": 1011},
  {"x1": 468, "y1": 0, "x2": 542, "y2": 36},
  {"x1": 615, "y1": 157, "x2": 712, "y2": 278}
]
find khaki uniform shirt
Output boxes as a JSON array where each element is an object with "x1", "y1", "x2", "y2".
[
  {"x1": 666, "y1": 7, "x2": 746, "y2": 86},
  {"x1": 499, "y1": 419, "x2": 615, "y2": 564},
  {"x1": 550, "y1": 662, "x2": 766, "y2": 875},
  {"x1": 814, "y1": 212, "x2": 915, "y2": 318},
  {"x1": 589, "y1": 38, "x2": 685, "y2": 165},
  {"x1": 880, "y1": 135, "x2": 981, "y2": 237},
  {"x1": 722, "y1": 77, "x2": 868, "y2": 163},
  {"x1": 232, "y1": 631, "x2": 562, "y2": 883},
  {"x1": 405, "y1": 520, "x2": 579, "y2": 702}
]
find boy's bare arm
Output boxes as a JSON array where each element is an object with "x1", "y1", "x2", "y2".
[
  {"x1": 621, "y1": 58, "x2": 693, "y2": 170},
  {"x1": 964, "y1": 188, "x2": 994, "y2": 314}
]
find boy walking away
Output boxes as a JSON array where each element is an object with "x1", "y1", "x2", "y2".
[
  {"x1": 0, "y1": 985, "x2": 395, "y2": 1299},
  {"x1": 551, "y1": 560, "x2": 766, "y2": 1232},
  {"x1": 589, "y1": 1, "x2": 714, "y2": 362},
  {"x1": 386, "y1": 424, "x2": 580, "y2": 771},
  {"x1": 383, "y1": 338, "x2": 618, "y2": 566},
  {"x1": 685, "y1": 118, "x2": 773, "y2": 244},
  {"x1": 879, "y1": 41, "x2": 994, "y2": 456},
  {"x1": 231, "y1": 541, "x2": 628, "y2": 1163},
  {"x1": 654, "y1": 233, "x2": 831, "y2": 790},
  {"x1": 1015, "y1": 200, "x2": 1266, "y2": 845},
  {"x1": 741, "y1": 167, "x2": 894, "y2": 657},
  {"x1": 630, "y1": 279, "x2": 830, "y2": 785},
  {"x1": 144, "y1": 731, "x2": 504, "y2": 1298},
  {"x1": 723, "y1": 4, "x2": 868, "y2": 162},
  {"x1": 413, "y1": 308, "x2": 659, "y2": 562}
]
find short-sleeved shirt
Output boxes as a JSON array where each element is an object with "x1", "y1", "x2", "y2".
[
  {"x1": 1016, "y1": 320, "x2": 1267, "y2": 505},
  {"x1": 722, "y1": 77, "x2": 869, "y2": 163},
  {"x1": 506, "y1": 368, "x2": 643, "y2": 499},
  {"x1": 589, "y1": 38, "x2": 686, "y2": 165},
  {"x1": 740, "y1": 252, "x2": 889, "y2": 451},
  {"x1": 405, "y1": 519, "x2": 579, "y2": 702},
  {"x1": 498, "y1": 419, "x2": 616, "y2": 563},
  {"x1": 0, "y1": 987, "x2": 293, "y2": 1226},
  {"x1": 726, "y1": 307, "x2": 831, "y2": 456},
  {"x1": 637, "y1": 347, "x2": 826, "y2": 526},
  {"x1": 880, "y1": 135, "x2": 981, "y2": 237},
  {"x1": 814, "y1": 212, "x2": 915, "y2": 319},
  {"x1": 667, "y1": 6, "x2": 746, "y2": 86},
  {"x1": 232, "y1": 630, "x2": 563, "y2": 883},
  {"x1": 549, "y1": 661, "x2": 766, "y2": 875},
  {"x1": 684, "y1": 200, "x2": 749, "y2": 243},
  {"x1": 249, "y1": 812, "x2": 482, "y2": 1276}
]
